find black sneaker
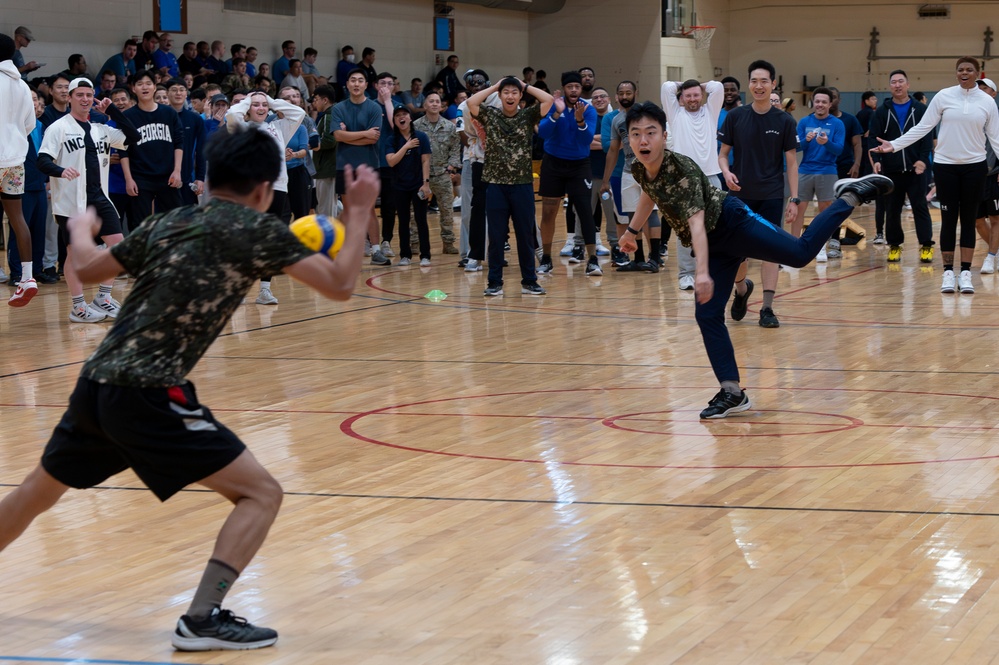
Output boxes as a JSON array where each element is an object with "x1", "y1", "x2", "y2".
[
  {"x1": 504, "y1": 241, "x2": 511, "y2": 251},
  {"x1": 521, "y1": 282, "x2": 546, "y2": 295},
  {"x1": 651, "y1": 255, "x2": 664, "y2": 269},
  {"x1": 484, "y1": 283, "x2": 504, "y2": 296},
  {"x1": 42, "y1": 266, "x2": 60, "y2": 282},
  {"x1": 730, "y1": 278, "x2": 754, "y2": 322},
  {"x1": 638, "y1": 260, "x2": 659, "y2": 274},
  {"x1": 537, "y1": 255, "x2": 554, "y2": 274},
  {"x1": 611, "y1": 247, "x2": 630, "y2": 267},
  {"x1": 585, "y1": 256, "x2": 602, "y2": 276},
  {"x1": 833, "y1": 174, "x2": 894, "y2": 204},
  {"x1": 699, "y1": 389, "x2": 751, "y2": 419},
  {"x1": 759, "y1": 306, "x2": 780, "y2": 328},
  {"x1": 458, "y1": 257, "x2": 469, "y2": 268},
  {"x1": 616, "y1": 261, "x2": 640, "y2": 272},
  {"x1": 35, "y1": 270, "x2": 59, "y2": 284},
  {"x1": 171, "y1": 608, "x2": 278, "y2": 651},
  {"x1": 569, "y1": 244, "x2": 584, "y2": 264}
]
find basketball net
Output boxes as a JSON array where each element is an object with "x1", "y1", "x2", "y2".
[{"x1": 686, "y1": 26, "x2": 716, "y2": 50}]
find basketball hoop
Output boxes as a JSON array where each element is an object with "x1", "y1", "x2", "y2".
[{"x1": 684, "y1": 25, "x2": 716, "y2": 50}]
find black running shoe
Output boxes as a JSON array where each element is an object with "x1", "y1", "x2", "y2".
[
  {"x1": 569, "y1": 244, "x2": 584, "y2": 264},
  {"x1": 616, "y1": 261, "x2": 640, "y2": 272},
  {"x1": 521, "y1": 282, "x2": 546, "y2": 295},
  {"x1": 638, "y1": 260, "x2": 659, "y2": 274},
  {"x1": 585, "y1": 256, "x2": 602, "y2": 276},
  {"x1": 611, "y1": 247, "x2": 630, "y2": 267},
  {"x1": 833, "y1": 174, "x2": 893, "y2": 204},
  {"x1": 699, "y1": 389, "x2": 751, "y2": 419},
  {"x1": 537, "y1": 255, "x2": 554, "y2": 274},
  {"x1": 759, "y1": 306, "x2": 780, "y2": 328},
  {"x1": 172, "y1": 608, "x2": 278, "y2": 651},
  {"x1": 484, "y1": 283, "x2": 504, "y2": 296},
  {"x1": 730, "y1": 278, "x2": 754, "y2": 322}
]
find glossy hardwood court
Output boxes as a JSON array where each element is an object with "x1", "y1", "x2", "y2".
[{"x1": 3, "y1": 202, "x2": 999, "y2": 664}]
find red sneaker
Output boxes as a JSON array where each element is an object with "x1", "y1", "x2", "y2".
[{"x1": 8, "y1": 278, "x2": 38, "y2": 307}]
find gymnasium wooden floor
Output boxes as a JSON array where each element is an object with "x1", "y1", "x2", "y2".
[{"x1": 3, "y1": 202, "x2": 999, "y2": 664}]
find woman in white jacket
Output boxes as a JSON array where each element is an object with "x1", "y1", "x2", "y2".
[
  {"x1": 226, "y1": 91, "x2": 305, "y2": 304},
  {"x1": 0, "y1": 33, "x2": 39, "y2": 306},
  {"x1": 874, "y1": 56, "x2": 999, "y2": 294}
]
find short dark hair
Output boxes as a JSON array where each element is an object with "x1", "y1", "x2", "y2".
[
  {"x1": 721, "y1": 75, "x2": 741, "y2": 89},
  {"x1": 232, "y1": 57, "x2": 245, "y2": 67},
  {"x1": 341, "y1": 45, "x2": 353, "y2": 55},
  {"x1": 498, "y1": 76, "x2": 524, "y2": 93},
  {"x1": 129, "y1": 70, "x2": 156, "y2": 86},
  {"x1": 101, "y1": 69, "x2": 117, "y2": 80},
  {"x1": 345, "y1": 67, "x2": 367, "y2": 81},
  {"x1": 376, "y1": 71, "x2": 394, "y2": 82},
  {"x1": 69, "y1": 53, "x2": 85, "y2": 69},
  {"x1": 679, "y1": 79, "x2": 701, "y2": 94},
  {"x1": 956, "y1": 56, "x2": 980, "y2": 71},
  {"x1": 362, "y1": 47, "x2": 375, "y2": 58},
  {"x1": 861, "y1": 90, "x2": 876, "y2": 102},
  {"x1": 447, "y1": 55, "x2": 458, "y2": 62},
  {"x1": 578, "y1": 66, "x2": 595, "y2": 76},
  {"x1": 313, "y1": 84, "x2": 336, "y2": 101},
  {"x1": 304, "y1": 47, "x2": 317, "y2": 57},
  {"x1": 124, "y1": 39, "x2": 138, "y2": 49},
  {"x1": 411, "y1": 77, "x2": 422, "y2": 84},
  {"x1": 888, "y1": 69, "x2": 907, "y2": 81},
  {"x1": 142, "y1": 30, "x2": 159, "y2": 42},
  {"x1": 812, "y1": 86, "x2": 833, "y2": 102},
  {"x1": 49, "y1": 72, "x2": 72, "y2": 86},
  {"x1": 205, "y1": 127, "x2": 281, "y2": 195},
  {"x1": 536, "y1": 69, "x2": 547, "y2": 79},
  {"x1": 0, "y1": 33, "x2": 17, "y2": 63},
  {"x1": 231, "y1": 43, "x2": 244, "y2": 56},
  {"x1": 110, "y1": 87, "x2": 132, "y2": 100},
  {"x1": 523, "y1": 66, "x2": 534, "y2": 75},
  {"x1": 289, "y1": 59, "x2": 301, "y2": 67},
  {"x1": 912, "y1": 91, "x2": 926, "y2": 102},
  {"x1": 747, "y1": 60, "x2": 775, "y2": 80},
  {"x1": 165, "y1": 78, "x2": 187, "y2": 90},
  {"x1": 424, "y1": 90, "x2": 442, "y2": 103},
  {"x1": 282, "y1": 40, "x2": 295, "y2": 50},
  {"x1": 617, "y1": 80, "x2": 637, "y2": 92},
  {"x1": 625, "y1": 102, "x2": 667, "y2": 131},
  {"x1": 190, "y1": 88, "x2": 207, "y2": 101}
]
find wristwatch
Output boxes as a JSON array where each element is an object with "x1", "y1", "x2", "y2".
[
  {"x1": 626, "y1": 226, "x2": 642, "y2": 236},
  {"x1": 788, "y1": 197, "x2": 801, "y2": 204}
]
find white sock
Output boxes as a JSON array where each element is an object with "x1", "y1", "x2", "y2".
[
  {"x1": 260, "y1": 281, "x2": 271, "y2": 290},
  {"x1": 21, "y1": 262, "x2": 32, "y2": 279}
]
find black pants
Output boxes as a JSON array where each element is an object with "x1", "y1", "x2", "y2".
[
  {"x1": 885, "y1": 170, "x2": 933, "y2": 247},
  {"x1": 262, "y1": 190, "x2": 290, "y2": 282},
  {"x1": 539, "y1": 155, "x2": 596, "y2": 245},
  {"x1": 286, "y1": 165, "x2": 312, "y2": 220},
  {"x1": 933, "y1": 161, "x2": 987, "y2": 251},
  {"x1": 467, "y1": 162, "x2": 487, "y2": 261},
  {"x1": 379, "y1": 167, "x2": 397, "y2": 243},
  {"x1": 128, "y1": 180, "x2": 182, "y2": 229},
  {"x1": 110, "y1": 192, "x2": 134, "y2": 234},
  {"x1": 396, "y1": 189, "x2": 430, "y2": 259}
]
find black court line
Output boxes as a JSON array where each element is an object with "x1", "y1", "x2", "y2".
[{"x1": 1, "y1": 483, "x2": 995, "y2": 519}]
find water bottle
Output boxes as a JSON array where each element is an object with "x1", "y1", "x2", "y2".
[{"x1": 601, "y1": 191, "x2": 611, "y2": 201}]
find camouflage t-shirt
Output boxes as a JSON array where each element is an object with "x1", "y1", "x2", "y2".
[
  {"x1": 82, "y1": 200, "x2": 314, "y2": 387},
  {"x1": 476, "y1": 104, "x2": 542, "y2": 185},
  {"x1": 630, "y1": 151, "x2": 728, "y2": 248}
]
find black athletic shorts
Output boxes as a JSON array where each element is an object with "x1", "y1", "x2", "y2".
[
  {"x1": 978, "y1": 175, "x2": 999, "y2": 218},
  {"x1": 42, "y1": 378, "x2": 246, "y2": 502},
  {"x1": 538, "y1": 154, "x2": 593, "y2": 199},
  {"x1": 55, "y1": 196, "x2": 123, "y2": 239}
]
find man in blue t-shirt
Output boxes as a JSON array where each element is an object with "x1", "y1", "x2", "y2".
[
  {"x1": 332, "y1": 68, "x2": 391, "y2": 265},
  {"x1": 271, "y1": 41, "x2": 296, "y2": 91},
  {"x1": 152, "y1": 33, "x2": 179, "y2": 79},
  {"x1": 793, "y1": 86, "x2": 844, "y2": 261}
]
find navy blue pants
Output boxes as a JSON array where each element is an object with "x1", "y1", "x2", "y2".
[
  {"x1": 6, "y1": 189, "x2": 47, "y2": 271},
  {"x1": 696, "y1": 196, "x2": 855, "y2": 383},
  {"x1": 486, "y1": 183, "x2": 538, "y2": 286}
]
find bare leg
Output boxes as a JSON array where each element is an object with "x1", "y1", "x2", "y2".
[
  {"x1": 733, "y1": 260, "x2": 749, "y2": 295},
  {"x1": 0, "y1": 465, "x2": 70, "y2": 552},
  {"x1": 976, "y1": 217, "x2": 990, "y2": 245},
  {"x1": 100, "y1": 233, "x2": 124, "y2": 289},
  {"x1": 990, "y1": 216, "x2": 999, "y2": 254},
  {"x1": 196, "y1": 449, "x2": 283, "y2": 572},
  {"x1": 2, "y1": 199, "x2": 33, "y2": 271},
  {"x1": 540, "y1": 197, "x2": 560, "y2": 257},
  {"x1": 64, "y1": 245, "x2": 85, "y2": 298}
]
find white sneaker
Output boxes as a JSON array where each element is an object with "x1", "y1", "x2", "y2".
[
  {"x1": 255, "y1": 288, "x2": 278, "y2": 305},
  {"x1": 958, "y1": 270, "x2": 975, "y2": 294},
  {"x1": 559, "y1": 237, "x2": 575, "y2": 256},
  {"x1": 420, "y1": 258, "x2": 431, "y2": 267},
  {"x1": 69, "y1": 304, "x2": 108, "y2": 323},
  {"x1": 91, "y1": 296, "x2": 122, "y2": 318},
  {"x1": 464, "y1": 258, "x2": 482, "y2": 272},
  {"x1": 678, "y1": 275, "x2": 695, "y2": 291},
  {"x1": 364, "y1": 239, "x2": 373, "y2": 257},
  {"x1": 815, "y1": 245, "x2": 828, "y2": 262},
  {"x1": 0, "y1": 267, "x2": 7, "y2": 283},
  {"x1": 827, "y1": 239, "x2": 842, "y2": 259},
  {"x1": 940, "y1": 269, "x2": 956, "y2": 293},
  {"x1": 398, "y1": 257, "x2": 411, "y2": 266},
  {"x1": 380, "y1": 240, "x2": 395, "y2": 257},
  {"x1": 595, "y1": 243, "x2": 611, "y2": 257},
  {"x1": 981, "y1": 254, "x2": 996, "y2": 274}
]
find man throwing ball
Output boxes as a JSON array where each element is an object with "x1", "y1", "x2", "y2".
[
  {"x1": 0, "y1": 128, "x2": 376, "y2": 651},
  {"x1": 620, "y1": 103, "x2": 892, "y2": 419}
]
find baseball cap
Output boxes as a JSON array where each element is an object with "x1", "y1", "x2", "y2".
[
  {"x1": 68, "y1": 78, "x2": 94, "y2": 92},
  {"x1": 977, "y1": 78, "x2": 997, "y2": 92},
  {"x1": 15, "y1": 26, "x2": 34, "y2": 42},
  {"x1": 210, "y1": 93, "x2": 229, "y2": 105}
]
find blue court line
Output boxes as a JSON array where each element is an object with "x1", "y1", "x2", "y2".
[{"x1": 0, "y1": 657, "x2": 177, "y2": 665}]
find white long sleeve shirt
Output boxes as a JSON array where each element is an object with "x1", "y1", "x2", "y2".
[
  {"x1": 891, "y1": 84, "x2": 999, "y2": 165},
  {"x1": 661, "y1": 80, "x2": 724, "y2": 175},
  {"x1": 0, "y1": 60, "x2": 36, "y2": 168},
  {"x1": 226, "y1": 95, "x2": 305, "y2": 193}
]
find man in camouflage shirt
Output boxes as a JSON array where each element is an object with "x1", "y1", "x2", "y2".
[
  {"x1": 467, "y1": 76, "x2": 553, "y2": 296},
  {"x1": 621, "y1": 103, "x2": 892, "y2": 420},
  {"x1": 0, "y1": 128, "x2": 379, "y2": 652},
  {"x1": 413, "y1": 90, "x2": 461, "y2": 253}
]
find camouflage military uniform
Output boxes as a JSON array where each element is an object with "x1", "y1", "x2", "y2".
[
  {"x1": 83, "y1": 200, "x2": 314, "y2": 387},
  {"x1": 478, "y1": 104, "x2": 542, "y2": 185},
  {"x1": 630, "y1": 151, "x2": 727, "y2": 247},
  {"x1": 413, "y1": 115, "x2": 461, "y2": 249}
]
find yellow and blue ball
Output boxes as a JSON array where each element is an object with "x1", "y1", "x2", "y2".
[{"x1": 290, "y1": 214, "x2": 345, "y2": 259}]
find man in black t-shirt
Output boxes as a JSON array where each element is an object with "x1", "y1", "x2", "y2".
[{"x1": 718, "y1": 60, "x2": 799, "y2": 329}]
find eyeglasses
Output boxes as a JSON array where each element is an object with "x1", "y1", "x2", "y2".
[{"x1": 591, "y1": 94, "x2": 609, "y2": 100}]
